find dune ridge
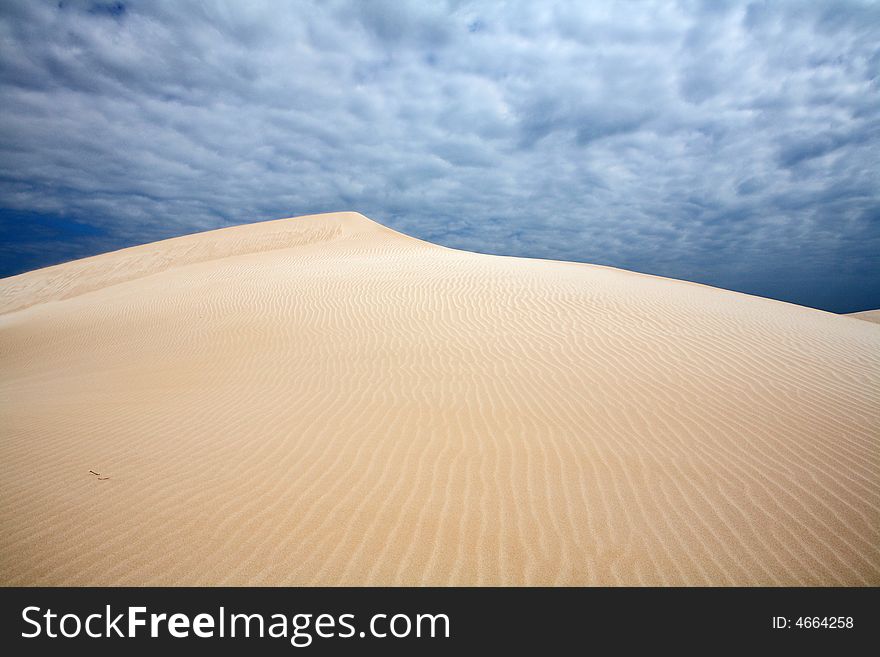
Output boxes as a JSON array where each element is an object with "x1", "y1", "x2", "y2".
[
  {"x1": 848, "y1": 310, "x2": 880, "y2": 325},
  {"x1": 1, "y1": 211, "x2": 878, "y2": 585}
]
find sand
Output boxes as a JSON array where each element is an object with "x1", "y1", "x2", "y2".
[
  {"x1": 1, "y1": 211, "x2": 878, "y2": 586},
  {"x1": 849, "y1": 310, "x2": 880, "y2": 325}
]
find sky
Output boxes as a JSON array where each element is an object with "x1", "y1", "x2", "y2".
[{"x1": 0, "y1": 0, "x2": 878, "y2": 313}]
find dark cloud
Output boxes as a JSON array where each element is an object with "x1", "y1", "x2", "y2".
[{"x1": 0, "y1": 0, "x2": 878, "y2": 313}]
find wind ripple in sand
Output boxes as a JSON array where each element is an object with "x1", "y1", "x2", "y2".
[{"x1": 1, "y1": 212, "x2": 878, "y2": 585}]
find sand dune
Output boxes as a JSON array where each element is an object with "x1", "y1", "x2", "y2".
[
  {"x1": 1, "y1": 211, "x2": 878, "y2": 586},
  {"x1": 849, "y1": 310, "x2": 880, "y2": 325}
]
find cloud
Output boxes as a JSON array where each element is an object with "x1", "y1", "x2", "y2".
[{"x1": 0, "y1": 0, "x2": 878, "y2": 312}]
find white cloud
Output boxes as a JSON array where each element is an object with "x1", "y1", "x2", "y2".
[{"x1": 0, "y1": 0, "x2": 878, "y2": 311}]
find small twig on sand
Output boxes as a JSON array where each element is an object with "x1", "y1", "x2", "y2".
[{"x1": 89, "y1": 470, "x2": 100, "y2": 476}]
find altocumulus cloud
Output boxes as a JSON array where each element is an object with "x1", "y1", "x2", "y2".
[{"x1": 0, "y1": 0, "x2": 878, "y2": 312}]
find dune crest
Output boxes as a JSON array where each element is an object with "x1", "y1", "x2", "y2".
[
  {"x1": 0, "y1": 212, "x2": 390, "y2": 316},
  {"x1": 1, "y1": 212, "x2": 878, "y2": 585},
  {"x1": 848, "y1": 310, "x2": 880, "y2": 325}
]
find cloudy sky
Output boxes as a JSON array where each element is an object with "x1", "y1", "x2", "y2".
[{"x1": 1, "y1": 0, "x2": 878, "y2": 313}]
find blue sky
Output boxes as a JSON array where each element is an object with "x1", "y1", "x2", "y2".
[{"x1": 1, "y1": 0, "x2": 878, "y2": 313}]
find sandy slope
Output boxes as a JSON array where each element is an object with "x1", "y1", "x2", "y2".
[
  {"x1": 849, "y1": 310, "x2": 880, "y2": 325},
  {"x1": 1, "y1": 211, "x2": 878, "y2": 586}
]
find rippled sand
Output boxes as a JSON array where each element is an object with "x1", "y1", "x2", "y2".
[{"x1": 1, "y1": 212, "x2": 878, "y2": 585}]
